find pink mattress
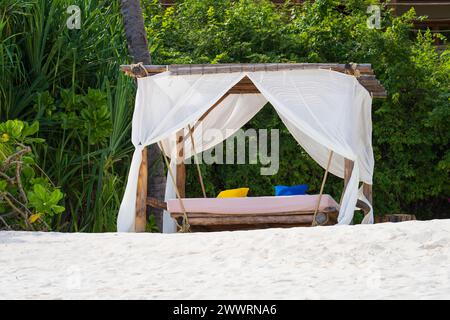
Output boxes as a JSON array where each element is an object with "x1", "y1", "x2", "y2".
[{"x1": 167, "y1": 194, "x2": 339, "y2": 215}]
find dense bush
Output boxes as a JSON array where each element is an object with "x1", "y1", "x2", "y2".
[
  {"x1": 0, "y1": 120, "x2": 64, "y2": 230},
  {"x1": 143, "y1": 0, "x2": 449, "y2": 219},
  {"x1": 0, "y1": 0, "x2": 137, "y2": 231}
]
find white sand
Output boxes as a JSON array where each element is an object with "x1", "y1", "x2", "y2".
[{"x1": 0, "y1": 220, "x2": 449, "y2": 300}]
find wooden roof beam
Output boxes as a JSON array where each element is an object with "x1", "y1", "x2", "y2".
[{"x1": 120, "y1": 63, "x2": 387, "y2": 98}]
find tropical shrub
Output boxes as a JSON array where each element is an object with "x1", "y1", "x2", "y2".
[
  {"x1": 143, "y1": 0, "x2": 449, "y2": 219},
  {"x1": 0, "y1": 0, "x2": 140, "y2": 232},
  {"x1": 0, "y1": 120, "x2": 64, "y2": 230}
]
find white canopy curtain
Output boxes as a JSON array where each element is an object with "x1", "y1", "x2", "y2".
[{"x1": 117, "y1": 69, "x2": 374, "y2": 233}]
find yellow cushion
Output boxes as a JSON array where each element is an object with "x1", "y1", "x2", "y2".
[{"x1": 217, "y1": 188, "x2": 249, "y2": 198}]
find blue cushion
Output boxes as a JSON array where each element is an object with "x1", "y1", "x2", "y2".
[{"x1": 274, "y1": 184, "x2": 309, "y2": 196}]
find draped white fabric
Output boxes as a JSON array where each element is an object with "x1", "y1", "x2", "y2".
[
  {"x1": 117, "y1": 69, "x2": 374, "y2": 232},
  {"x1": 159, "y1": 93, "x2": 268, "y2": 233}
]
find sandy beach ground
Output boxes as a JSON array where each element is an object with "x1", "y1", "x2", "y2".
[{"x1": 0, "y1": 220, "x2": 449, "y2": 299}]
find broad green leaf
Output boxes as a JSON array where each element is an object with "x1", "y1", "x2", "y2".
[
  {"x1": 49, "y1": 189, "x2": 63, "y2": 203},
  {"x1": 22, "y1": 156, "x2": 35, "y2": 165},
  {"x1": 33, "y1": 184, "x2": 48, "y2": 200},
  {"x1": 22, "y1": 166, "x2": 36, "y2": 180},
  {"x1": 22, "y1": 121, "x2": 39, "y2": 138},
  {"x1": 51, "y1": 205, "x2": 65, "y2": 214}
]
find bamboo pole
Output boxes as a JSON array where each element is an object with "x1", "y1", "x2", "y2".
[
  {"x1": 188, "y1": 125, "x2": 207, "y2": 198},
  {"x1": 312, "y1": 151, "x2": 334, "y2": 226}
]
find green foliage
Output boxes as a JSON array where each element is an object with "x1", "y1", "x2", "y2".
[
  {"x1": 0, "y1": 119, "x2": 64, "y2": 230},
  {"x1": 0, "y1": 0, "x2": 136, "y2": 231},
  {"x1": 35, "y1": 74, "x2": 135, "y2": 232},
  {"x1": 28, "y1": 184, "x2": 65, "y2": 216},
  {"x1": 46, "y1": 88, "x2": 113, "y2": 145},
  {"x1": 144, "y1": 0, "x2": 449, "y2": 219}
]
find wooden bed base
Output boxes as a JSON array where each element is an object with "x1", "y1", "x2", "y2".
[
  {"x1": 146, "y1": 197, "x2": 370, "y2": 232},
  {"x1": 170, "y1": 209, "x2": 338, "y2": 232}
]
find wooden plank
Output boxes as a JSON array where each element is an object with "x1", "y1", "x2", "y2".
[
  {"x1": 168, "y1": 63, "x2": 375, "y2": 75},
  {"x1": 120, "y1": 64, "x2": 167, "y2": 76},
  {"x1": 135, "y1": 147, "x2": 148, "y2": 232},
  {"x1": 172, "y1": 211, "x2": 339, "y2": 232},
  {"x1": 168, "y1": 205, "x2": 341, "y2": 231},
  {"x1": 363, "y1": 183, "x2": 373, "y2": 205},
  {"x1": 344, "y1": 158, "x2": 354, "y2": 190},
  {"x1": 375, "y1": 214, "x2": 416, "y2": 223},
  {"x1": 356, "y1": 199, "x2": 371, "y2": 216},
  {"x1": 146, "y1": 197, "x2": 167, "y2": 210},
  {"x1": 169, "y1": 207, "x2": 339, "y2": 218},
  {"x1": 176, "y1": 212, "x2": 338, "y2": 232},
  {"x1": 372, "y1": 92, "x2": 388, "y2": 99},
  {"x1": 121, "y1": 63, "x2": 376, "y2": 76},
  {"x1": 176, "y1": 129, "x2": 186, "y2": 198},
  {"x1": 185, "y1": 214, "x2": 324, "y2": 226}
]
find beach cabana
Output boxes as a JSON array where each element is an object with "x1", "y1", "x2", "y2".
[{"x1": 118, "y1": 63, "x2": 386, "y2": 233}]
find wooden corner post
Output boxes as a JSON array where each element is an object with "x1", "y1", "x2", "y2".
[
  {"x1": 135, "y1": 147, "x2": 148, "y2": 232},
  {"x1": 176, "y1": 129, "x2": 186, "y2": 198},
  {"x1": 344, "y1": 158, "x2": 373, "y2": 207},
  {"x1": 362, "y1": 183, "x2": 373, "y2": 205},
  {"x1": 344, "y1": 158, "x2": 354, "y2": 191}
]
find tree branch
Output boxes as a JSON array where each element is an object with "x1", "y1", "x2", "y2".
[
  {"x1": 0, "y1": 171, "x2": 14, "y2": 182},
  {"x1": 0, "y1": 215, "x2": 12, "y2": 230},
  {"x1": 1, "y1": 147, "x2": 31, "y2": 170},
  {"x1": 15, "y1": 161, "x2": 28, "y2": 204},
  {"x1": 2, "y1": 193, "x2": 33, "y2": 230}
]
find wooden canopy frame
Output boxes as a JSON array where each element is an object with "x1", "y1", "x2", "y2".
[
  {"x1": 121, "y1": 63, "x2": 380, "y2": 232},
  {"x1": 121, "y1": 63, "x2": 387, "y2": 98}
]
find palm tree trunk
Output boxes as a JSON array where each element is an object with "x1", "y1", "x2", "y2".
[{"x1": 120, "y1": 0, "x2": 166, "y2": 231}]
